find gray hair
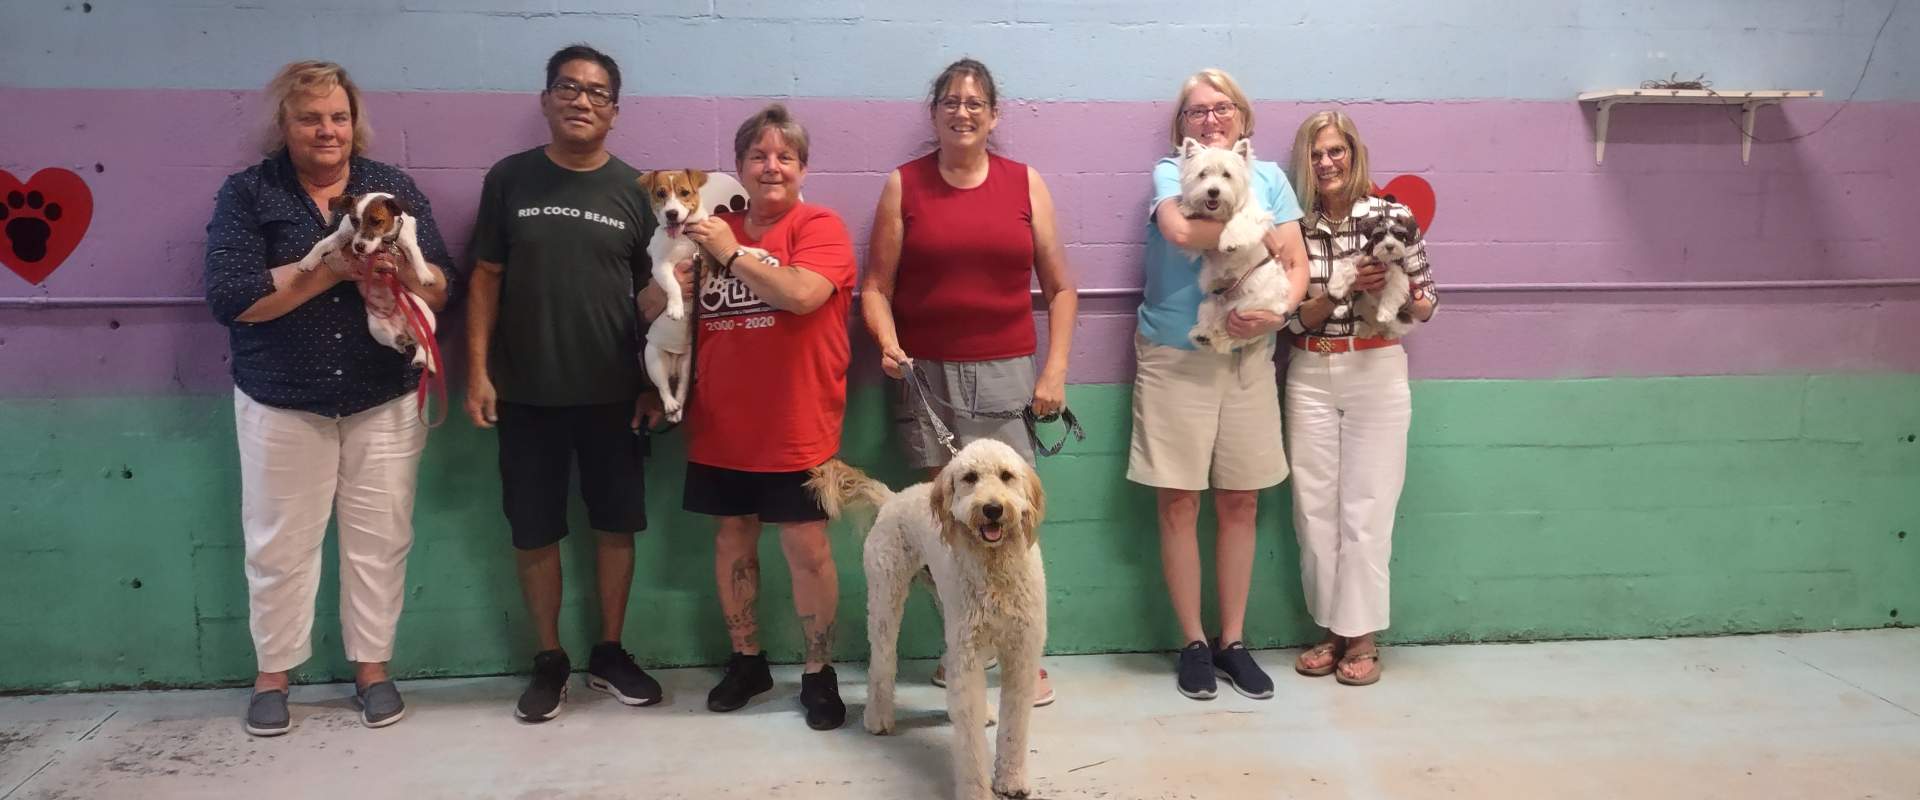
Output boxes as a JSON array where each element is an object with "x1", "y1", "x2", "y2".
[{"x1": 732, "y1": 103, "x2": 810, "y2": 167}]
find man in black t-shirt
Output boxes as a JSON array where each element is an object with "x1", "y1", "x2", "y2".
[{"x1": 466, "y1": 44, "x2": 676, "y2": 722}]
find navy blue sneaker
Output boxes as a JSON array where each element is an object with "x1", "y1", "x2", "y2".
[{"x1": 1177, "y1": 641, "x2": 1218, "y2": 700}]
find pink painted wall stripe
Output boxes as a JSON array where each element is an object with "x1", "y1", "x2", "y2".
[{"x1": 3, "y1": 90, "x2": 1917, "y2": 394}]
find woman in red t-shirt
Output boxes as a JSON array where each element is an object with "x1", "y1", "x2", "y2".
[
  {"x1": 860, "y1": 59, "x2": 1079, "y2": 707},
  {"x1": 683, "y1": 104, "x2": 858, "y2": 731}
]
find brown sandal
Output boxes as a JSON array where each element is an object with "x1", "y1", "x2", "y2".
[
  {"x1": 1335, "y1": 648, "x2": 1381, "y2": 686},
  {"x1": 1294, "y1": 641, "x2": 1340, "y2": 677}
]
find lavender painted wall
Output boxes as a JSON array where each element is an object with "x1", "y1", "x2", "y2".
[{"x1": 4, "y1": 91, "x2": 1918, "y2": 393}]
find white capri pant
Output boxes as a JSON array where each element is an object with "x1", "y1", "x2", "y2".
[
  {"x1": 1284, "y1": 345, "x2": 1410, "y2": 637},
  {"x1": 235, "y1": 388, "x2": 426, "y2": 673}
]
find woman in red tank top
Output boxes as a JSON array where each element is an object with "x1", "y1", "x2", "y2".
[{"x1": 860, "y1": 59, "x2": 1079, "y2": 706}]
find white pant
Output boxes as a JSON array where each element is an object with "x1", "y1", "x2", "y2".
[
  {"x1": 235, "y1": 389, "x2": 426, "y2": 673},
  {"x1": 1284, "y1": 346, "x2": 1410, "y2": 637}
]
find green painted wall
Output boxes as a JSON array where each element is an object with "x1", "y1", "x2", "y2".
[{"x1": 2, "y1": 374, "x2": 1915, "y2": 691}]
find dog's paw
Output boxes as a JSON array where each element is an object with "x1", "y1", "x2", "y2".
[
  {"x1": 992, "y1": 775, "x2": 1032, "y2": 799},
  {"x1": 864, "y1": 706, "x2": 894, "y2": 735},
  {"x1": 663, "y1": 301, "x2": 686, "y2": 321}
]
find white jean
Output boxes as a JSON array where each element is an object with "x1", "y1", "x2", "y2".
[
  {"x1": 235, "y1": 388, "x2": 426, "y2": 673},
  {"x1": 1284, "y1": 345, "x2": 1411, "y2": 637}
]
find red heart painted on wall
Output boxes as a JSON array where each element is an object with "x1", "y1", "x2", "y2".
[
  {"x1": 1, "y1": 168, "x2": 95, "y2": 285},
  {"x1": 1372, "y1": 175, "x2": 1435, "y2": 233}
]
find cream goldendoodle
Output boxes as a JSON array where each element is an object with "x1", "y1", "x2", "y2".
[{"x1": 808, "y1": 439, "x2": 1047, "y2": 800}]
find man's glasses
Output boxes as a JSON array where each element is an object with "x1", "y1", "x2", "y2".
[{"x1": 548, "y1": 79, "x2": 616, "y2": 108}]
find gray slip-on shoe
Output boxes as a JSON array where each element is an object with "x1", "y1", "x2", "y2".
[
  {"x1": 355, "y1": 680, "x2": 406, "y2": 728},
  {"x1": 245, "y1": 689, "x2": 291, "y2": 737}
]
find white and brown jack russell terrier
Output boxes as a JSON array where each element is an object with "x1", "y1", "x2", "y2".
[
  {"x1": 638, "y1": 169, "x2": 777, "y2": 423},
  {"x1": 295, "y1": 192, "x2": 440, "y2": 375}
]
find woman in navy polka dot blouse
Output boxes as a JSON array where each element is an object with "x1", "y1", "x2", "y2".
[{"x1": 202, "y1": 61, "x2": 452, "y2": 737}]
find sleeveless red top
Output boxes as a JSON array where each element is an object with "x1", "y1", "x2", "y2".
[{"x1": 892, "y1": 152, "x2": 1037, "y2": 361}]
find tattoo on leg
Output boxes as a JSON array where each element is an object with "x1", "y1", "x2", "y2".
[
  {"x1": 725, "y1": 556, "x2": 759, "y2": 644},
  {"x1": 800, "y1": 613, "x2": 835, "y2": 664}
]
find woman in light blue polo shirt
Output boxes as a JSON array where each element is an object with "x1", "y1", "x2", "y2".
[{"x1": 1128, "y1": 68, "x2": 1310, "y2": 701}]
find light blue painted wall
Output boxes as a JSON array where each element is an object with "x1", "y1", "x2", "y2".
[{"x1": 1, "y1": 0, "x2": 1913, "y2": 100}]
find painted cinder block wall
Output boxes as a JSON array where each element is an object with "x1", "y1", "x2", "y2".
[{"x1": 1, "y1": 0, "x2": 1916, "y2": 691}]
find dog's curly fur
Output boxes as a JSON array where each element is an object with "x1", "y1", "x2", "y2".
[{"x1": 808, "y1": 439, "x2": 1047, "y2": 800}]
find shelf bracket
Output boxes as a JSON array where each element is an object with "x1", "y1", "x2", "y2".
[
  {"x1": 1740, "y1": 100, "x2": 1782, "y2": 165},
  {"x1": 1593, "y1": 98, "x2": 1618, "y2": 165}
]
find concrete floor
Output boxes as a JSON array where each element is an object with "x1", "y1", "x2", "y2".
[{"x1": 2, "y1": 630, "x2": 1917, "y2": 800}]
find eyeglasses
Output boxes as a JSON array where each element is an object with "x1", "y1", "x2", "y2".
[
  {"x1": 1310, "y1": 145, "x2": 1351, "y2": 164},
  {"x1": 938, "y1": 97, "x2": 990, "y2": 115},
  {"x1": 548, "y1": 79, "x2": 616, "y2": 108},
  {"x1": 1182, "y1": 103, "x2": 1238, "y2": 123}
]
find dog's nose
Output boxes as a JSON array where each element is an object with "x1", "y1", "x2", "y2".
[
  {"x1": 665, "y1": 209, "x2": 680, "y2": 222},
  {"x1": 1206, "y1": 187, "x2": 1219, "y2": 198},
  {"x1": 983, "y1": 503, "x2": 1004, "y2": 521}
]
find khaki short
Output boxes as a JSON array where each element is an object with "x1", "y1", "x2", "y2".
[{"x1": 1126, "y1": 333, "x2": 1288, "y2": 491}]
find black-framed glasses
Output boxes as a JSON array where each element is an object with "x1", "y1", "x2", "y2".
[
  {"x1": 1182, "y1": 102, "x2": 1238, "y2": 123},
  {"x1": 548, "y1": 79, "x2": 616, "y2": 108}
]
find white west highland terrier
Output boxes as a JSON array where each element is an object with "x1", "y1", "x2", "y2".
[{"x1": 1177, "y1": 137, "x2": 1294, "y2": 352}]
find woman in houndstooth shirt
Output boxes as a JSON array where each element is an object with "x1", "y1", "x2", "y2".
[{"x1": 1283, "y1": 110, "x2": 1437, "y2": 686}]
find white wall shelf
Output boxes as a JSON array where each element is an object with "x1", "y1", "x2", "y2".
[{"x1": 1577, "y1": 89, "x2": 1822, "y2": 165}]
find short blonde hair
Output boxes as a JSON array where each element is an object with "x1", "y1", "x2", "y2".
[
  {"x1": 1168, "y1": 68, "x2": 1254, "y2": 151},
  {"x1": 260, "y1": 60, "x2": 371, "y2": 157},
  {"x1": 1290, "y1": 110, "x2": 1373, "y2": 217}
]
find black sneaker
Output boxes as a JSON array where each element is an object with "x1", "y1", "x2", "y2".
[
  {"x1": 515, "y1": 649, "x2": 570, "y2": 722},
  {"x1": 587, "y1": 642, "x2": 662, "y2": 706},
  {"x1": 1176, "y1": 640, "x2": 1218, "y2": 700},
  {"x1": 799, "y1": 666, "x2": 846, "y2": 731},
  {"x1": 1212, "y1": 639, "x2": 1275, "y2": 699},
  {"x1": 707, "y1": 651, "x2": 773, "y2": 712}
]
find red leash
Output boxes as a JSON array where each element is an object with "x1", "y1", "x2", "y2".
[{"x1": 383, "y1": 273, "x2": 446, "y2": 428}]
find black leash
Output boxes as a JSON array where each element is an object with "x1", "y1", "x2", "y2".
[{"x1": 902, "y1": 360, "x2": 1084, "y2": 458}]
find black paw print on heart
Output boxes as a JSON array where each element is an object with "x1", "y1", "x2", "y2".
[{"x1": 1, "y1": 190, "x2": 65, "y2": 263}]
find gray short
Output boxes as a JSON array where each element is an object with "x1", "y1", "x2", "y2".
[{"x1": 889, "y1": 355, "x2": 1038, "y2": 470}]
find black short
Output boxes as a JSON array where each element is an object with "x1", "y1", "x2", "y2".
[
  {"x1": 497, "y1": 400, "x2": 648, "y2": 550},
  {"x1": 682, "y1": 462, "x2": 827, "y2": 523}
]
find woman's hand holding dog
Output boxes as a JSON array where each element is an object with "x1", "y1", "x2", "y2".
[
  {"x1": 1226, "y1": 308, "x2": 1289, "y2": 339},
  {"x1": 685, "y1": 218, "x2": 740, "y2": 263},
  {"x1": 1351, "y1": 262, "x2": 1389, "y2": 294}
]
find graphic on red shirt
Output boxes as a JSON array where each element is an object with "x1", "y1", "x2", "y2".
[{"x1": 685, "y1": 204, "x2": 858, "y2": 473}]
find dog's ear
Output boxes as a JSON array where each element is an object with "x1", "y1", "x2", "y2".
[
  {"x1": 1180, "y1": 137, "x2": 1204, "y2": 159},
  {"x1": 687, "y1": 169, "x2": 708, "y2": 190},
  {"x1": 636, "y1": 171, "x2": 655, "y2": 193},
  {"x1": 929, "y1": 468, "x2": 966, "y2": 549},
  {"x1": 1019, "y1": 459, "x2": 1045, "y2": 548},
  {"x1": 1232, "y1": 137, "x2": 1254, "y2": 163},
  {"x1": 929, "y1": 466, "x2": 952, "y2": 525},
  {"x1": 1403, "y1": 214, "x2": 1423, "y2": 242},
  {"x1": 328, "y1": 194, "x2": 357, "y2": 217},
  {"x1": 382, "y1": 195, "x2": 411, "y2": 217}
]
